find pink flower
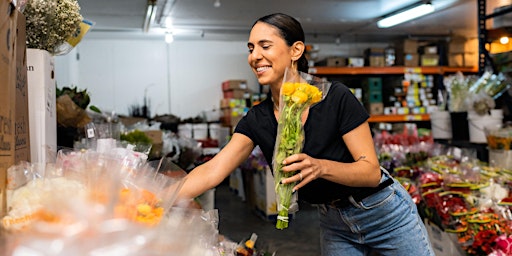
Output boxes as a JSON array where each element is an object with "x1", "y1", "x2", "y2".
[{"x1": 493, "y1": 234, "x2": 512, "y2": 255}]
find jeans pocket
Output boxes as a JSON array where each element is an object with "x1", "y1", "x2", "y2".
[{"x1": 356, "y1": 185, "x2": 396, "y2": 210}]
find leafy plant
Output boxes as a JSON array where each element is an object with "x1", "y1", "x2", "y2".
[{"x1": 56, "y1": 86, "x2": 90, "y2": 110}]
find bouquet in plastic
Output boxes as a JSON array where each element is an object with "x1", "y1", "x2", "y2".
[{"x1": 272, "y1": 68, "x2": 330, "y2": 229}]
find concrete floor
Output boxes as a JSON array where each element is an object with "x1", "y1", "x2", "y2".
[{"x1": 215, "y1": 181, "x2": 321, "y2": 255}]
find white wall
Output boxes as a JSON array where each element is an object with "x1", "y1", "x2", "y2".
[
  {"x1": 54, "y1": 36, "x2": 387, "y2": 119},
  {"x1": 167, "y1": 41, "x2": 257, "y2": 118},
  {"x1": 55, "y1": 38, "x2": 257, "y2": 119}
]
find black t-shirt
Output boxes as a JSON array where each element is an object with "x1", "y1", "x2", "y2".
[{"x1": 234, "y1": 81, "x2": 370, "y2": 204}]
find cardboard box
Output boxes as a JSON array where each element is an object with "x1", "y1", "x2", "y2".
[
  {"x1": 449, "y1": 37, "x2": 478, "y2": 54},
  {"x1": 0, "y1": 5, "x2": 30, "y2": 217},
  {"x1": 366, "y1": 102, "x2": 384, "y2": 115},
  {"x1": 27, "y1": 48, "x2": 57, "y2": 164},
  {"x1": 421, "y1": 54, "x2": 439, "y2": 66},
  {"x1": 222, "y1": 80, "x2": 247, "y2": 91},
  {"x1": 404, "y1": 53, "x2": 419, "y2": 67},
  {"x1": 424, "y1": 46, "x2": 438, "y2": 54},
  {"x1": 448, "y1": 53, "x2": 464, "y2": 67},
  {"x1": 13, "y1": 8, "x2": 30, "y2": 164},
  {"x1": 364, "y1": 47, "x2": 385, "y2": 55},
  {"x1": 403, "y1": 39, "x2": 418, "y2": 53},
  {"x1": 223, "y1": 88, "x2": 250, "y2": 99},
  {"x1": 368, "y1": 55, "x2": 385, "y2": 67},
  {"x1": 464, "y1": 52, "x2": 478, "y2": 67},
  {"x1": 326, "y1": 57, "x2": 346, "y2": 67},
  {"x1": 448, "y1": 53, "x2": 478, "y2": 67},
  {"x1": 347, "y1": 57, "x2": 364, "y2": 67},
  {"x1": 253, "y1": 166, "x2": 279, "y2": 221},
  {"x1": 0, "y1": 1, "x2": 14, "y2": 218}
]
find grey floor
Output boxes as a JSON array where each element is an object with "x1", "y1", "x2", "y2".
[{"x1": 215, "y1": 181, "x2": 321, "y2": 255}]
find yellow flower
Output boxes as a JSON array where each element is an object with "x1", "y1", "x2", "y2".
[
  {"x1": 137, "y1": 203, "x2": 152, "y2": 216},
  {"x1": 297, "y1": 83, "x2": 310, "y2": 94},
  {"x1": 291, "y1": 90, "x2": 308, "y2": 104},
  {"x1": 310, "y1": 87, "x2": 322, "y2": 103},
  {"x1": 281, "y1": 82, "x2": 296, "y2": 96}
]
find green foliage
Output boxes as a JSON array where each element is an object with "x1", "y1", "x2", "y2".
[
  {"x1": 56, "y1": 86, "x2": 91, "y2": 109},
  {"x1": 120, "y1": 130, "x2": 152, "y2": 144}
]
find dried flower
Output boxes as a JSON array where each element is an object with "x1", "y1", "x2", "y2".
[{"x1": 24, "y1": 0, "x2": 82, "y2": 54}]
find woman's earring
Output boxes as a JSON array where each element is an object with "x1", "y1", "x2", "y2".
[{"x1": 291, "y1": 60, "x2": 296, "y2": 71}]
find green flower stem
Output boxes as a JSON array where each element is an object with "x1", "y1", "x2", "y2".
[{"x1": 274, "y1": 101, "x2": 308, "y2": 229}]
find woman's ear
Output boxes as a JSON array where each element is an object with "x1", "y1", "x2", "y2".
[{"x1": 291, "y1": 41, "x2": 305, "y2": 61}]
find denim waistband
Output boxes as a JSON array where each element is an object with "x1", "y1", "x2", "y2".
[{"x1": 328, "y1": 171, "x2": 394, "y2": 209}]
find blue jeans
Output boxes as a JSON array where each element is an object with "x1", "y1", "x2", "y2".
[{"x1": 317, "y1": 173, "x2": 434, "y2": 256}]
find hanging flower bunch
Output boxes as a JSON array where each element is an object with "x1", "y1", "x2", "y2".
[
  {"x1": 272, "y1": 69, "x2": 329, "y2": 229},
  {"x1": 24, "y1": 0, "x2": 82, "y2": 54}
]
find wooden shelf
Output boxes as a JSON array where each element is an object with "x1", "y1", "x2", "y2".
[
  {"x1": 308, "y1": 66, "x2": 478, "y2": 75},
  {"x1": 368, "y1": 114, "x2": 430, "y2": 123}
]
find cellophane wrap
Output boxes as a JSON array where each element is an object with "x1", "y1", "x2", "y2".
[
  {"x1": 272, "y1": 68, "x2": 331, "y2": 229},
  {"x1": 1, "y1": 148, "x2": 237, "y2": 255}
]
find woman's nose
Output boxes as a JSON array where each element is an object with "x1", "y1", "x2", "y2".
[{"x1": 250, "y1": 48, "x2": 262, "y2": 59}]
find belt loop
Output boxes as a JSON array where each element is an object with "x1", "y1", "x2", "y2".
[{"x1": 380, "y1": 166, "x2": 391, "y2": 176}]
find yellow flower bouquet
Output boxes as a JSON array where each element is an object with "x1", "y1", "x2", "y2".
[{"x1": 273, "y1": 68, "x2": 330, "y2": 229}]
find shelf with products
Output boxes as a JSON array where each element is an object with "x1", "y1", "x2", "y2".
[
  {"x1": 308, "y1": 66, "x2": 478, "y2": 76},
  {"x1": 478, "y1": 0, "x2": 512, "y2": 74},
  {"x1": 308, "y1": 66, "x2": 477, "y2": 123},
  {"x1": 367, "y1": 114, "x2": 430, "y2": 123}
]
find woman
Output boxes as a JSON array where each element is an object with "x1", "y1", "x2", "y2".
[{"x1": 177, "y1": 13, "x2": 434, "y2": 255}]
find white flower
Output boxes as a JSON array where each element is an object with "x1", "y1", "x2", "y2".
[{"x1": 24, "y1": 0, "x2": 82, "y2": 54}]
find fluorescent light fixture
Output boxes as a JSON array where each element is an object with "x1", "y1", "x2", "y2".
[
  {"x1": 377, "y1": 3, "x2": 435, "y2": 28},
  {"x1": 143, "y1": 0, "x2": 157, "y2": 33}
]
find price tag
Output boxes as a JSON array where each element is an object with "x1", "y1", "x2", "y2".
[
  {"x1": 87, "y1": 128, "x2": 95, "y2": 138},
  {"x1": 453, "y1": 147, "x2": 462, "y2": 160}
]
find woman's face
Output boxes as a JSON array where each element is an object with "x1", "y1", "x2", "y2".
[{"x1": 247, "y1": 22, "x2": 293, "y2": 87}]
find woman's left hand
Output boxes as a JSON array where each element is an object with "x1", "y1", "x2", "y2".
[{"x1": 280, "y1": 153, "x2": 323, "y2": 190}]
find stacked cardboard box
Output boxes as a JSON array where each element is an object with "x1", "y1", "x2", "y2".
[
  {"x1": 0, "y1": 1, "x2": 30, "y2": 217},
  {"x1": 421, "y1": 45, "x2": 439, "y2": 66},
  {"x1": 364, "y1": 48, "x2": 385, "y2": 67},
  {"x1": 221, "y1": 79, "x2": 250, "y2": 99},
  {"x1": 448, "y1": 37, "x2": 478, "y2": 67},
  {"x1": 403, "y1": 39, "x2": 419, "y2": 67},
  {"x1": 220, "y1": 80, "x2": 250, "y2": 128}
]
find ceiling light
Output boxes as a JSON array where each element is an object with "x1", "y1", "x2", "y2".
[
  {"x1": 213, "y1": 0, "x2": 221, "y2": 8},
  {"x1": 143, "y1": 0, "x2": 158, "y2": 33},
  {"x1": 377, "y1": 2, "x2": 435, "y2": 28},
  {"x1": 165, "y1": 33, "x2": 174, "y2": 44},
  {"x1": 500, "y1": 36, "x2": 509, "y2": 44}
]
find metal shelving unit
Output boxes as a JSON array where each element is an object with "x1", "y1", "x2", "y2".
[{"x1": 477, "y1": 0, "x2": 512, "y2": 75}]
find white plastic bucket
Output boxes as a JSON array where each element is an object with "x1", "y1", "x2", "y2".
[
  {"x1": 192, "y1": 123, "x2": 208, "y2": 139},
  {"x1": 489, "y1": 149, "x2": 512, "y2": 169},
  {"x1": 209, "y1": 123, "x2": 221, "y2": 140},
  {"x1": 178, "y1": 123, "x2": 193, "y2": 138},
  {"x1": 430, "y1": 111, "x2": 452, "y2": 139},
  {"x1": 468, "y1": 110, "x2": 503, "y2": 144}
]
